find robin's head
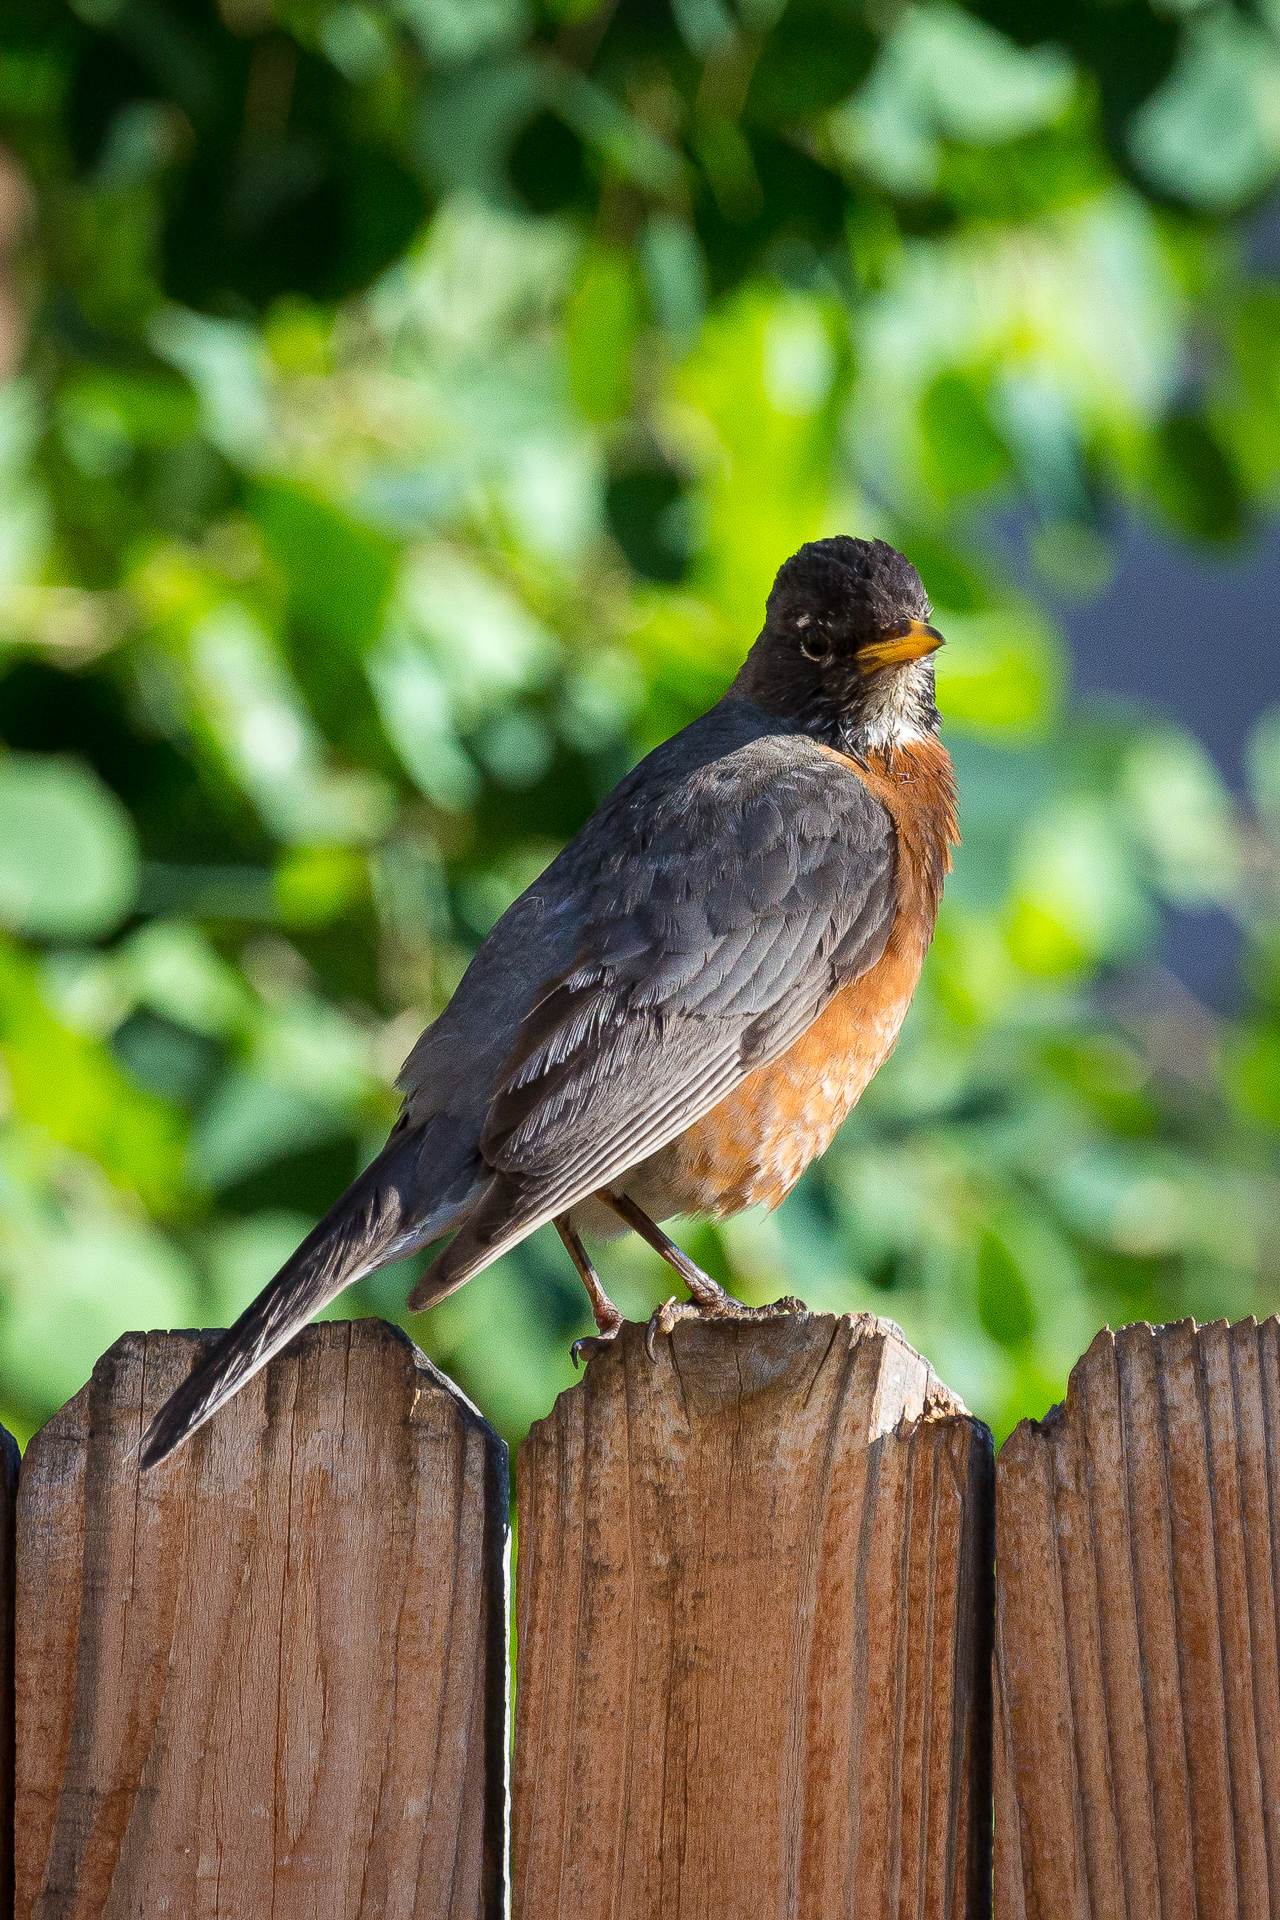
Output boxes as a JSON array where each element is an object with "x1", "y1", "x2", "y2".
[{"x1": 737, "y1": 536, "x2": 944, "y2": 754}]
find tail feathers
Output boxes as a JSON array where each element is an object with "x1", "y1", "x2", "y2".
[
  {"x1": 407, "y1": 1174, "x2": 546, "y2": 1313},
  {"x1": 141, "y1": 1129, "x2": 434, "y2": 1469}
]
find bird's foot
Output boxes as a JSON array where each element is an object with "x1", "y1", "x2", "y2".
[
  {"x1": 558, "y1": 1214, "x2": 626, "y2": 1367},
  {"x1": 644, "y1": 1291, "x2": 807, "y2": 1361},
  {"x1": 571, "y1": 1324, "x2": 622, "y2": 1368}
]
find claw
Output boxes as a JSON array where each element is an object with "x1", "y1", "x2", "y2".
[
  {"x1": 571, "y1": 1329, "x2": 620, "y2": 1368},
  {"x1": 645, "y1": 1295, "x2": 699, "y2": 1361}
]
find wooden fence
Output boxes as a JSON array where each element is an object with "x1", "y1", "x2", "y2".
[{"x1": 3, "y1": 1309, "x2": 1279, "y2": 1918}]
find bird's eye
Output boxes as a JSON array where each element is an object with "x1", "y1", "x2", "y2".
[{"x1": 800, "y1": 631, "x2": 830, "y2": 662}]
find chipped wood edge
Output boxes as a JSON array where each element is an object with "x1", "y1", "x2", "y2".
[{"x1": 535, "y1": 1309, "x2": 973, "y2": 1444}]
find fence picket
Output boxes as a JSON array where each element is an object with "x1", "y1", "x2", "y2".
[
  {"x1": 13, "y1": 1321, "x2": 507, "y2": 1920},
  {"x1": 995, "y1": 1317, "x2": 1280, "y2": 1919},
  {"x1": 511, "y1": 1313, "x2": 994, "y2": 1920}
]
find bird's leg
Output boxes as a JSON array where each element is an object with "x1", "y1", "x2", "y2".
[
  {"x1": 556, "y1": 1216, "x2": 624, "y2": 1367},
  {"x1": 602, "y1": 1190, "x2": 805, "y2": 1360}
]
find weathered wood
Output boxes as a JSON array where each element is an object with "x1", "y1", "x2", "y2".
[
  {"x1": 1, "y1": 1425, "x2": 18, "y2": 1920},
  {"x1": 15, "y1": 1320, "x2": 507, "y2": 1920},
  {"x1": 512, "y1": 1312, "x2": 993, "y2": 1920},
  {"x1": 995, "y1": 1316, "x2": 1280, "y2": 1918}
]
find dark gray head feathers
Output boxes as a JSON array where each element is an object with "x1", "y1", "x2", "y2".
[
  {"x1": 737, "y1": 535, "x2": 939, "y2": 751},
  {"x1": 765, "y1": 536, "x2": 930, "y2": 650}
]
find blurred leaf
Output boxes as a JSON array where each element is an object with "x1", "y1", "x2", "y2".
[
  {"x1": 368, "y1": 625, "x2": 479, "y2": 808},
  {"x1": 58, "y1": 368, "x2": 199, "y2": 475},
  {"x1": 120, "y1": 922, "x2": 253, "y2": 1037},
  {"x1": 0, "y1": 1210, "x2": 198, "y2": 1413},
  {"x1": 1246, "y1": 707, "x2": 1280, "y2": 825},
  {"x1": 393, "y1": 548, "x2": 557, "y2": 714},
  {"x1": 976, "y1": 1224, "x2": 1037, "y2": 1345},
  {"x1": 1048, "y1": 1142, "x2": 1200, "y2": 1258},
  {"x1": 746, "y1": 0, "x2": 875, "y2": 121},
  {"x1": 0, "y1": 943, "x2": 185, "y2": 1211},
  {"x1": 670, "y1": 287, "x2": 845, "y2": 633},
  {"x1": 1225, "y1": 1023, "x2": 1280, "y2": 1129},
  {"x1": 1008, "y1": 800, "x2": 1155, "y2": 974},
  {"x1": 930, "y1": 907, "x2": 1020, "y2": 1026},
  {"x1": 919, "y1": 372, "x2": 1011, "y2": 496},
  {"x1": 1147, "y1": 411, "x2": 1247, "y2": 543},
  {"x1": 191, "y1": 1067, "x2": 352, "y2": 1192},
  {"x1": 149, "y1": 309, "x2": 273, "y2": 463},
  {"x1": 251, "y1": 991, "x2": 380, "y2": 1108},
  {"x1": 202, "y1": 1211, "x2": 315, "y2": 1323},
  {"x1": 1225, "y1": 287, "x2": 1280, "y2": 496},
  {"x1": 275, "y1": 845, "x2": 369, "y2": 927},
  {"x1": 1131, "y1": 11, "x2": 1280, "y2": 211},
  {"x1": 390, "y1": 0, "x2": 525, "y2": 62},
  {"x1": 0, "y1": 756, "x2": 139, "y2": 940},
  {"x1": 566, "y1": 245, "x2": 641, "y2": 421},
  {"x1": 1120, "y1": 728, "x2": 1241, "y2": 907},
  {"x1": 549, "y1": 69, "x2": 685, "y2": 194},
  {"x1": 917, "y1": 7, "x2": 1074, "y2": 144},
  {"x1": 255, "y1": 480, "x2": 400, "y2": 651},
  {"x1": 837, "y1": 4, "x2": 1073, "y2": 194},
  {"x1": 936, "y1": 609, "x2": 1063, "y2": 737},
  {"x1": 180, "y1": 602, "x2": 395, "y2": 844},
  {"x1": 2, "y1": 0, "x2": 1280, "y2": 1456}
]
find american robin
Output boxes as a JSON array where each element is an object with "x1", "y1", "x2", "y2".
[{"x1": 141, "y1": 535, "x2": 956, "y2": 1467}]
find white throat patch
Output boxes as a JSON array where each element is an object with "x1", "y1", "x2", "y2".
[{"x1": 858, "y1": 658, "x2": 934, "y2": 752}]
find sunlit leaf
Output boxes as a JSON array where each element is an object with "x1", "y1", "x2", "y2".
[
  {"x1": 191, "y1": 1068, "x2": 352, "y2": 1192},
  {"x1": 0, "y1": 941, "x2": 186, "y2": 1209},
  {"x1": 1120, "y1": 728, "x2": 1242, "y2": 907},
  {"x1": 0, "y1": 756, "x2": 139, "y2": 940},
  {"x1": 1131, "y1": 12, "x2": 1280, "y2": 211},
  {"x1": 936, "y1": 608, "x2": 1063, "y2": 737},
  {"x1": 1007, "y1": 800, "x2": 1155, "y2": 975},
  {"x1": 0, "y1": 1208, "x2": 198, "y2": 1413}
]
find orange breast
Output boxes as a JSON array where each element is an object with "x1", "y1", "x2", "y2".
[
  {"x1": 651, "y1": 924, "x2": 927, "y2": 1214},
  {"x1": 627, "y1": 735, "x2": 957, "y2": 1219}
]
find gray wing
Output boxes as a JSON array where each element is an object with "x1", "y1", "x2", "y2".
[{"x1": 413, "y1": 717, "x2": 898, "y2": 1296}]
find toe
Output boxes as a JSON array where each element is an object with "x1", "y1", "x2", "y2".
[{"x1": 571, "y1": 1329, "x2": 620, "y2": 1368}]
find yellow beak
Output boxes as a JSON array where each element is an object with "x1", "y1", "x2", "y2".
[{"x1": 858, "y1": 619, "x2": 945, "y2": 674}]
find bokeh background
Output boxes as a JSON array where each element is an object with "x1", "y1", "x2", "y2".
[{"x1": 3, "y1": 0, "x2": 1280, "y2": 1452}]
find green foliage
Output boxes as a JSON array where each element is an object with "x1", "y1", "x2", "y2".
[{"x1": 2, "y1": 0, "x2": 1279, "y2": 1449}]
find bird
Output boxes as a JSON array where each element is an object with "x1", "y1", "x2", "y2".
[{"x1": 140, "y1": 534, "x2": 957, "y2": 1468}]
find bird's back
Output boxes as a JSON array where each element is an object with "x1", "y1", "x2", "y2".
[{"x1": 394, "y1": 695, "x2": 829, "y2": 1163}]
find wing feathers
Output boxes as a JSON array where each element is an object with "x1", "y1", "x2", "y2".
[{"x1": 476, "y1": 737, "x2": 898, "y2": 1215}]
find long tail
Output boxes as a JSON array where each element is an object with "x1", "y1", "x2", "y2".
[{"x1": 141, "y1": 1126, "x2": 444, "y2": 1468}]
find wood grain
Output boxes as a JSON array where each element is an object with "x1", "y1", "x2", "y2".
[
  {"x1": 512, "y1": 1312, "x2": 993, "y2": 1920},
  {"x1": 15, "y1": 1320, "x2": 507, "y2": 1920},
  {"x1": 995, "y1": 1316, "x2": 1280, "y2": 1919},
  {"x1": 0, "y1": 1423, "x2": 17, "y2": 1920}
]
